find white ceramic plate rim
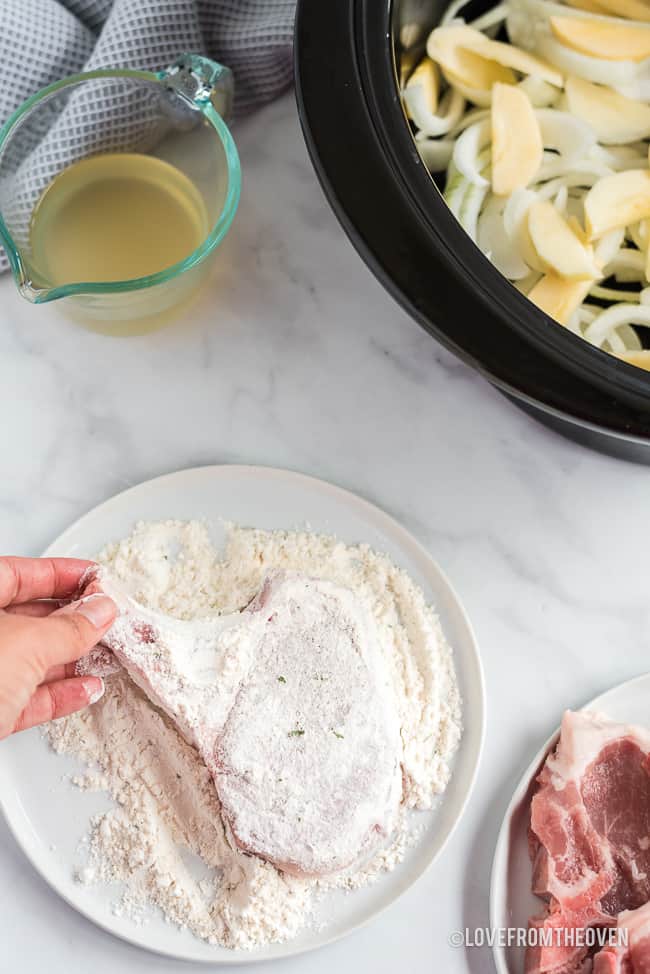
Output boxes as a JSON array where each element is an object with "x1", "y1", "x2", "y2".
[
  {"x1": 0, "y1": 464, "x2": 486, "y2": 964},
  {"x1": 489, "y1": 671, "x2": 650, "y2": 974}
]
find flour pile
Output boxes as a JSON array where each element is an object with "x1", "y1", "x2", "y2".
[{"x1": 46, "y1": 520, "x2": 462, "y2": 949}]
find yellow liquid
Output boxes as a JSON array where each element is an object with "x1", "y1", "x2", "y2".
[{"x1": 30, "y1": 153, "x2": 209, "y2": 285}]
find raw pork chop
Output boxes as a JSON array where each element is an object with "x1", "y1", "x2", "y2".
[
  {"x1": 526, "y1": 710, "x2": 650, "y2": 974},
  {"x1": 79, "y1": 568, "x2": 403, "y2": 876},
  {"x1": 592, "y1": 901, "x2": 650, "y2": 973}
]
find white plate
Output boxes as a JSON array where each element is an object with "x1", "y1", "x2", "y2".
[
  {"x1": 490, "y1": 671, "x2": 650, "y2": 974},
  {"x1": 0, "y1": 464, "x2": 485, "y2": 964}
]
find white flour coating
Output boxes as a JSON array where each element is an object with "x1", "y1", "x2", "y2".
[
  {"x1": 93, "y1": 568, "x2": 404, "y2": 875},
  {"x1": 46, "y1": 520, "x2": 462, "y2": 949}
]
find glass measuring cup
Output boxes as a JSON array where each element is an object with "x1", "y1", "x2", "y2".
[{"x1": 0, "y1": 54, "x2": 240, "y2": 335}]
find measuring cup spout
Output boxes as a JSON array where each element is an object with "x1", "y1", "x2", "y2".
[{"x1": 160, "y1": 55, "x2": 234, "y2": 120}]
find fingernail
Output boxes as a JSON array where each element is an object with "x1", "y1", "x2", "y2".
[
  {"x1": 75, "y1": 594, "x2": 116, "y2": 629},
  {"x1": 83, "y1": 677, "x2": 105, "y2": 705}
]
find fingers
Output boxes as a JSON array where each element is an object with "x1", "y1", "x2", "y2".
[
  {"x1": 4, "y1": 599, "x2": 62, "y2": 618},
  {"x1": 43, "y1": 595, "x2": 118, "y2": 667},
  {"x1": 6, "y1": 593, "x2": 117, "y2": 676},
  {"x1": 42, "y1": 662, "x2": 77, "y2": 684},
  {"x1": 13, "y1": 676, "x2": 104, "y2": 734},
  {"x1": 0, "y1": 557, "x2": 95, "y2": 609}
]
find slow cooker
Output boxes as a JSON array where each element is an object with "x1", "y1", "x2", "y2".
[{"x1": 295, "y1": 0, "x2": 650, "y2": 462}]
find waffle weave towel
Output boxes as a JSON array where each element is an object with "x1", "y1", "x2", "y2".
[{"x1": 0, "y1": 0, "x2": 295, "y2": 121}]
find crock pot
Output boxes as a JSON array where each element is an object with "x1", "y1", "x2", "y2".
[{"x1": 295, "y1": 0, "x2": 650, "y2": 462}]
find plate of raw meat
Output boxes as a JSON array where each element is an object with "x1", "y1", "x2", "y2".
[{"x1": 491, "y1": 673, "x2": 650, "y2": 974}]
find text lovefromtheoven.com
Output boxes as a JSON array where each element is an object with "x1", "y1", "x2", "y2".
[{"x1": 448, "y1": 927, "x2": 629, "y2": 949}]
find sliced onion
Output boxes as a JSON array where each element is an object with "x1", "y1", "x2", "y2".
[
  {"x1": 595, "y1": 227, "x2": 626, "y2": 265},
  {"x1": 589, "y1": 284, "x2": 638, "y2": 301},
  {"x1": 615, "y1": 79, "x2": 650, "y2": 100},
  {"x1": 446, "y1": 107, "x2": 490, "y2": 137},
  {"x1": 584, "y1": 302, "x2": 650, "y2": 345},
  {"x1": 535, "y1": 155, "x2": 611, "y2": 181},
  {"x1": 601, "y1": 323, "x2": 641, "y2": 353},
  {"x1": 447, "y1": 77, "x2": 495, "y2": 108},
  {"x1": 441, "y1": 0, "x2": 473, "y2": 25},
  {"x1": 605, "y1": 247, "x2": 646, "y2": 280},
  {"x1": 478, "y1": 194, "x2": 531, "y2": 278},
  {"x1": 534, "y1": 168, "x2": 612, "y2": 202},
  {"x1": 417, "y1": 138, "x2": 455, "y2": 172},
  {"x1": 459, "y1": 180, "x2": 490, "y2": 239},
  {"x1": 518, "y1": 76, "x2": 563, "y2": 107},
  {"x1": 470, "y1": 2, "x2": 509, "y2": 32},
  {"x1": 573, "y1": 302, "x2": 641, "y2": 354},
  {"x1": 627, "y1": 222, "x2": 647, "y2": 250},
  {"x1": 553, "y1": 184, "x2": 569, "y2": 212},
  {"x1": 536, "y1": 110, "x2": 597, "y2": 164},
  {"x1": 591, "y1": 144, "x2": 648, "y2": 171},
  {"x1": 404, "y1": 84, "x2": 466, "y2": 137},
  {"x1": 452, "y1": 118, "x2": 491, "y2": 185},
  {"x1": 444, "y1": 163, "x2": 470, "y2": 218},
  {"x1": 503, "y1": 188, "x2": 544, "y2": 269},
  {"x1": 514, "y1": 269, "x2": 543, "y2": 292}
]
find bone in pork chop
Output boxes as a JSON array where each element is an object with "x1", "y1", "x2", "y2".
[
  {"x1": 526, "y1": 710, "x2": 650, "y2": 974},
  {"x1": 592, "y1": 900, "x2": 650, "y2": 974},
  {"x1": 79, "y1": 568, "x2": 403, "y2": 877}
]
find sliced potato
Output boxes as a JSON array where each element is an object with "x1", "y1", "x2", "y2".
[
  {"x1": 527, "y1": 200, "x2": 600, "y2": 278},
  {"x1": 403, "y1": 58, "x2": 456, "y2": 135},
  {"x1": 584, "y1": 169, "x2": 650, "y2": 238},
  {"x1": 491, "y1": 83, "x2": 543, "y2": 195},
  {"x1": 445, "y1": 74, "x2": 496, "y2": 108},
  {"x1": 404, "y1": 58, "x2": 440, "y2": 117},
  {"x1": 588, "y1": 0, "x2": 650, "y2": 21},
  {"x1": 567, "y1": 0, "x2": 650, "y2": 19},
  {"x1": 428, "y1": 25, "x2": 563, "y2": 87},
  {"x1": 641, "y1": 218, "x2": 650, "y2": 282},
  {"x1": 527, "y1": 274, "x2": 594, "y2": 324},
  {"x1": 550, "y1": 16, "x2": 650, "y2": 62},
  {"x1": 400, "y1": 48, "x2": 420, "y2": 89},
  {"x1": 442, "y1": 55, "x2": 516, "y2": 95},
  {"x1": 429, "y1": 31, "x2": 517, "y2": 90},
  {"x1": 617, "y1": 350, "x2": 650, "y2": 369},
  {"x1": 565, "y1": 0, "x2": 614, "y2": 14},
  {"x1": 565, "y1": 76, "x2": 650, "y2": 143}
]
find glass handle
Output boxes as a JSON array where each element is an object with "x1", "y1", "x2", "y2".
[{"x1": 161, "y1": 54, "x2": 234, "y2": 121}]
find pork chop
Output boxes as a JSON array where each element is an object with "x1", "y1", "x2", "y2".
[
  {"x1": 79, "y1": 568, "x2": 403, "y2": 876},
  {"x1": 526, "y1": 710, "x2": 650, "y2": 974},
  {"x1": 592, "y1": 901, "x2": 650, "y2": 974}
]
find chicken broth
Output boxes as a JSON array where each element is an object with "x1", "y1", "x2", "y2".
[{"x1": 30, "y1": 153, "x2": 209, "y2": 286}]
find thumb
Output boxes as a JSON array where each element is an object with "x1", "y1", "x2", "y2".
[{"x1": 32, "y1": 593, "x2": 117, "y2": 669}]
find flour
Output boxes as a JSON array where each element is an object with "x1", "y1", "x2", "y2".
[{"x1": 46, "y1": 519, "x2": 462, "y2": 949}]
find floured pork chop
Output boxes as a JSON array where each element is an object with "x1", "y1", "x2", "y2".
[
  {"x1": 526, "y1": 710, "x2": 650, "y2": 974},
  {"x1": 79, "y1": 568, "x2": 403, "y2": 877}
]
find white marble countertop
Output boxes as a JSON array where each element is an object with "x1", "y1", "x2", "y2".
[{"x1": 2, "y1": 93, "x2": 650, "y2": 974}]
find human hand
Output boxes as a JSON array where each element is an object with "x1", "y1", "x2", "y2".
[{"x1": 0, "y1": 557, "x2": 117, "y2": 740}]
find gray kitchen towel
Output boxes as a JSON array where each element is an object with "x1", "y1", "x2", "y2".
[
  {"x1": 0, "y1": 0, "x2": 295, "y2": 122},
  {"x1": 0, "y1": 0, "x2": 295, "y2": 271}
]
